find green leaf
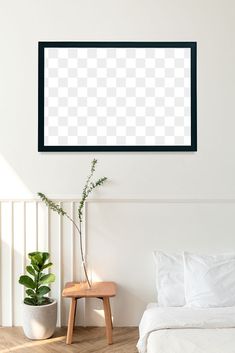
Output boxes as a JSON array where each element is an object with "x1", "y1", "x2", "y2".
[
  {"x1": 37, "y1": 297, "x2": 44, "y2": 305},
  {"x1": 24, "y1": 297, "x2": 35, "y2": 305},
  {"x1": 37, "y1": 286, "x2": 50, "y2": 296},
  {"x1": 26, "y1": 266, "x2": 35, "y2": 276},
  {"x1": 39, "y1": 272, "x2": 44, "y2": 280},
  {"x1": 39, "y1": 274, "x2": 55, "y2": 284},
  {"x1": 31, "y1": 259, "x2": 40, "y2": 272},
  {"x1": 38, "y1": 193, "x2": 67, "y2": 217},
  {"x1": 28, "y1": 251, "x2": 37, "y2": 258},
  {"x1": 19, "y1": 275, "x2": 36, "y2": 289},
  {"x1": 37, "y1": 297, "x2": 49, "y2": 305},
  {"x1": 29, "y1": 251, "x2": 40, "y2": 260},
  {"x1": 32, "y1": 264, "x2": 40, "y2": 272},
  {"x1": 42, "y1": 262, "x2": 53, "y2": 270},
  {"x1": 34, "y1": 253, "x2": 43, "y2": 265},
  {"x1": 26, "y1": 289, "x2": 35, "y2": 297},
  {"x1": 29, "y1": 252, "x2": 44, "y2": 266},
  {"x1": 42, "y1": 252, "x2": 49, "y2": 264}
]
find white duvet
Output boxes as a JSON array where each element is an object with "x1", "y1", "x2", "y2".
[
  {"x1": 137, "y1": 304, "x2": 235, "y2": 353},
  {"x1": 147, "y1": 328, "x2": 235, "y2": 353}
]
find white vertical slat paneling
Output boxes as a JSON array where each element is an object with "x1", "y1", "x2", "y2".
[
  {"x1": 83, "y1": 201, "x2": 88, "y2": 327},
  {"x1": 74, "y1": 201, "x2": 85, "y2": 326},
  {"x1": 0, "y1": 202, "x2": 1, "y2": 326},
  {"x1": 10, "y1": 203, "x2": 14, "y2": 326},
  {"x1": 1, "y1": 202, "x2": 13, "y2": 326},
  {"x1": 74, "y1": 201, "x2": 81, "y2": 284},
  {"x1": 35, "y1": 202, "x2": 38, "y2": 251},
  {"x1": 1, "y1": 198, "x2": 235, "y2": 327},
  {"x1": 58, "y1": 203, "x2": 62, "y2": 327},
  {"x1": 47, "y1": 207, "x2": 50, "y2": 256},
  {"x1": 37, "y1": 202, "x2": 49, "y2": 252},
  {"x1": 61, "y1": 202, "x2": 74, "y2": 326},
  {"x1": 71, "y1": 202, "x2": 75, "y2": 281},
  {"x1": 13, "y1": 202, "x2": 25, "y2": 325},
  {"x1": 25, "y1": 202, "x2": 37, "y2": 256},
  {"x1": 49, "y1": 202, "x2": 61, "y2": 328},
  {"x1": 22, "y1": 202, "x2": 26, "y2": 297},
  {"x1": 47, "y1": 207, "x2": 51, "y2": 298},
  {"x1": 0, "y1": 199, "x2": 82, "y2": 327}
]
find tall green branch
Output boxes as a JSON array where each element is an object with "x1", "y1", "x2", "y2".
[
  {"x1": 78, "y1": 159, "x2": 107, "y2": 223},
  {"x1": 38, "y1": 159, "x2": 107, "y2": 288}
]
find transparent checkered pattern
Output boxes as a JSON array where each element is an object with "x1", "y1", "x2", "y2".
[{"x1": 44, "y1": 47, "x2": 191, "y2": 146}]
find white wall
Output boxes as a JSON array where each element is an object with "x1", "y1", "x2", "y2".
[
  {"x1": 0, "y1": 0, "x2": 235, "y2": 326},
  {"x1": 1, "y1": 199, "x2": 235, "y2": 327}
]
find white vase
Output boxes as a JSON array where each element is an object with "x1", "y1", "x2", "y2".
[{"x1": 22, "y1": 299, "x2": 57, "y2": 340}]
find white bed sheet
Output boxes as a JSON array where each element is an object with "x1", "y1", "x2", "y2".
[
  {"x1": 147, "y1": 328, "x2": 235, "y2": 353},
  {"x1": 137, "y1": 303, "x2": 235, "y2": 353}
]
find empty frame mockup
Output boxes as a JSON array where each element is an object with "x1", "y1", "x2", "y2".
[{"x1": 38, "y1": 42, "x2": 197, "y2": 152}]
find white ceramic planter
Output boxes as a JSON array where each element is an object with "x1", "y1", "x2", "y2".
[{"x1": 22, "y1": 299, "x2": 57, "y2": 340}]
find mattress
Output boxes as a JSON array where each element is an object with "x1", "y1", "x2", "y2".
[
  {"x1": 137, "y1": 303, "x2": 235, "y2": 353},
  {"x1": 147, "y1": 328, "x2": 235, "y2": 353}
]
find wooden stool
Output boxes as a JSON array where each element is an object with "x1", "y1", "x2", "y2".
[{"x1": 62, "y1": 281, "x2": 117, "y2": 345}]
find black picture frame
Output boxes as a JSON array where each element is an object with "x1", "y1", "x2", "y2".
[{"x1": 38, "y1": 41, "x2": 197, "y2": 152}]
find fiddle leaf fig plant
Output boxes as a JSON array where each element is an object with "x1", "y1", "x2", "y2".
[
  {"x1": 38, "y1": 159, "x2": 107, "y2": 288},
  {"x1": 19, "y1": 252, "x2": 55, "y2": 305}
]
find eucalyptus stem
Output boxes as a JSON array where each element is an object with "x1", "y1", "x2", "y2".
[
  {"x1": 38, "y1": 159, "x2": 107, "y2": 289},
  {"x1": 66, "y1": 214, "x2": 91, "y2": 288}
]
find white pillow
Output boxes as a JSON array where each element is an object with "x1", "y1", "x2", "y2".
[
  {"x1": 153, "y1": 251, "x2": 185, "y2": 307},
  {"x1": 184, "y1": 252, "x2": 235, "y2": 308}
]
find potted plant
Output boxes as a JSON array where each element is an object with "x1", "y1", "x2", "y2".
[
  {"x1": 38, "y1": 158, "x2": 107, "y2": 288},
  {"x1": 19, "y1": 252, "x2": 57, "y2": 340}
]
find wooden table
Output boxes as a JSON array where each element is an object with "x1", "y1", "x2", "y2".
[{"x1": 62, "y1": 281, "x2": 117, "y2": 345}]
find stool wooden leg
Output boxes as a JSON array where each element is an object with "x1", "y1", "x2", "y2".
[
  {"x1": 103, "y1": 297, "x2": 113, "y2": 344},
  {"x1": 106, "y1": 297, "x2": 113, "y2": 329},
  {"x1": 66, "y1": 297, "x2": 77, "y2": 344}
]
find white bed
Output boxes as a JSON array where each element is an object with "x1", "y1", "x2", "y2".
[
  {"x1": 147, "y1": 328, "x2": 235, "y2": 353},
  {"x1": 137, "y1": 303, "x2": 235, "y2": 353},
  {"x1": 139, "y1": 252, "x2": 235, "y2": 353}
]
